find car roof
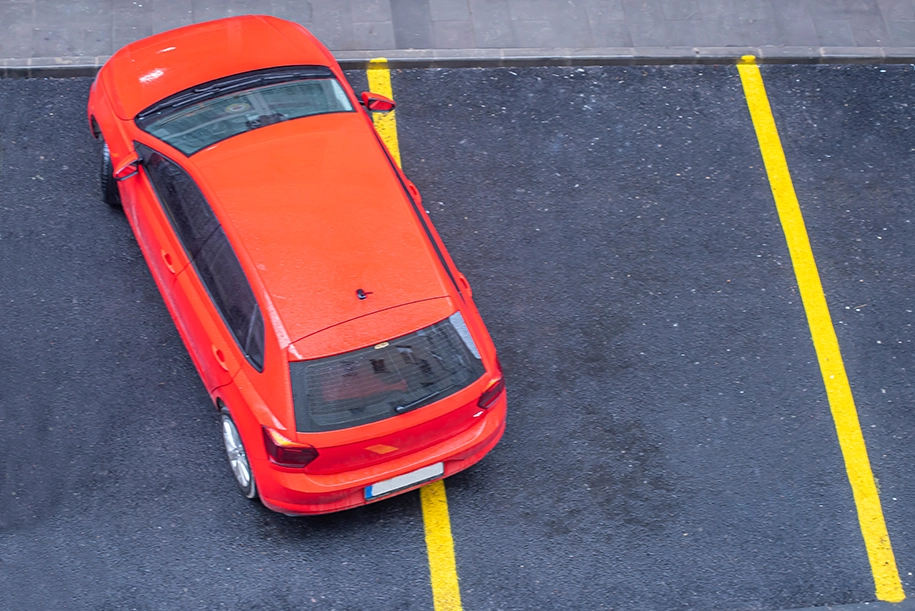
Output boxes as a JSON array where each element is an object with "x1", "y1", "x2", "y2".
[
  {"x1": 101, "y1": 15, "x2": 335, "y2": 120},
  {"x1": 189, "y1": 112, "x2": 454, "y2": 356}
]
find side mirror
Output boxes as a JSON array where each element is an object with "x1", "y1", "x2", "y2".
[
  {"x1": 360, "y1": 92, "x2": 396, "y2": 112},
  {"x1": 114, "y1": 151, "x2": 140, "y2": 181}
]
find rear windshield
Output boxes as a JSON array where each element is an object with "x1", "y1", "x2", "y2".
[
  {"x1": 135, "y1": 66, "x2": 354, "y2": 155},
  {"x1": 290, "y1": 312, "x2": 486, "y2": 432}
]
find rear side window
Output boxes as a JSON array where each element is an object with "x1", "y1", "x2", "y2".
[
  {"x1": 290, "y1": 313, "x2": 485, "y2": 432},
  {"x1": 195, "y1": 227, "x2": 265, "y2": 370},
  {"x1": 137, "y1": 143, "x2": 265, "y2": 371}
]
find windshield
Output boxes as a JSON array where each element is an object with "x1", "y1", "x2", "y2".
[
  {"x1": 135, "y1": 66, "x2": 354, "y2": 155},
  {"x1": 290, "y1": 312, "x2": 486, "y2": 432}
]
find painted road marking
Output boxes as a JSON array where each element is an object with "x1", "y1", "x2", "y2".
[
  {"x1": 367, "y1": 58, "x2": 401, "y2": 168},
  {"x1": 737, "y1": 55, "x2": 905, "y2": 603},
  {"x1": 367, "y1": 57, "x2": 463, "y2": 611},
  {"x1": 421, "y1": 481, "x2": 463, "y2": 611}
]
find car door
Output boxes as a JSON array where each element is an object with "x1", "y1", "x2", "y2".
[
  {"x1": 135, "y1": 143, "x2": 257, "y2": 392},
  {"x1": 174, "y1": 224, "x2": 266, "y2": 392},
  {"x1": 122, "y1": 145, "x2": 191, "y2": 321},
  {"x1": 173, "y1": 260, "x2": 244, "y2": 391}
]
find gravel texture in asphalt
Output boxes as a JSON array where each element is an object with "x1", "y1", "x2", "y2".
[
  {"x1": 761, "y1": 63, "x2": 915, "y2": 600},
  {"x1": 0, "y1": 65, "x2": 912, "y2": 610}
]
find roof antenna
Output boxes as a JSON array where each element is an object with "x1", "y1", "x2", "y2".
[{"x1": 356, "y1": 288, "x2": 373, "y2": 300}]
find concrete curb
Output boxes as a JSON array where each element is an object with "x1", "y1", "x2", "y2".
[
  {"x1": 332, "y1": 45, "x2": 915, "y2": 68},
  {"x1": 4, "y1": 46, "x2": 915, "y2": 77}
]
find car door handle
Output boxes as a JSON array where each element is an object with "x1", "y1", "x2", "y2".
[
  {"x1": 160, "y1": 249, "x2": 176, "y2": 274},
  {"x1": 212, "y1": 345, "x2": 229, "y2": 371},
  {"x1": 457, "y1": 272, "x2": 473, "y2": 298},
  {"x1": 405, "y1": 179, "x2": 422, "y2": 206}
]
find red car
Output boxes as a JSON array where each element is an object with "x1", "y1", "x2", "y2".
[{"x1": 87, "y1": 15, "x2": 506, "y2": 515}]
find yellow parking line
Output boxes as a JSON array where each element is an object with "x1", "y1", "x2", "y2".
[
  {"x1": 737, "y1": 55, "x2": 905, "y2": 603},
  {"x1": 420, "y1": 481, "x2": 463, "y2": 611},
  {"x1": 367, "y1": 58, "x2": 401, "y2": 168},
  {"x1": 367, "y1": 57, "x2": 464, "y2": 611}
]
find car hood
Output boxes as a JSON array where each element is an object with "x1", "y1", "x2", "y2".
[
  {"x1": 100, "y1": 16, "x2": 335, "y2": 120},
  {"x1": 191, "y1": 112, "x2": 453, "y2": 354}
]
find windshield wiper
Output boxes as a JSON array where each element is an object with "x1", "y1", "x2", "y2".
[
  {"x1": 137, "y1": 67, "x2": 332, "y2": 120},
  {"x1": 140, "y1": 76, "x2": 269, "y2": 115},
  {"x1": 393, "y1": 388, "x2": 449, "y2": 414}
]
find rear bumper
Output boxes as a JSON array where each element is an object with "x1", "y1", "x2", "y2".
[{"x1": 256, "y1": 398, "x2": 506, "y2": 516}]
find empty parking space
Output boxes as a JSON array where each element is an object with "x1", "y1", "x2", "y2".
[
  {"x1": 761, "y1": 63, "x2": 915, "y2": 597},
  {"x1": 0, "y1": 64, "x2": 909, "y2": 610},
  {"x1": 392, "y1": 65, "x2": 888, "y2": 610}
]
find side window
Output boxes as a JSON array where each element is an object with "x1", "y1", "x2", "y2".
[
  {"x1": 195, "y1": 228, "x2": 265, "y2": 370},
  {"x1": 136, "y1": 142, "x2": 265, "y2": 371},
  {"x1": 136, "y1": 142, "x2": 219, "y2": 259}
]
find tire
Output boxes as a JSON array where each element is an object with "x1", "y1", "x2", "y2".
[
  {"x1": 220, "y1": 408, "x2": 258, "y2": 500},
  {"x1": 100, "y1": 142, "x2": 123, "y2": 209}
]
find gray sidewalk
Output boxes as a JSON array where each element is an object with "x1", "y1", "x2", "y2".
[{"x1": 3, "y1": 0, "x2": 915, "y2": 75}]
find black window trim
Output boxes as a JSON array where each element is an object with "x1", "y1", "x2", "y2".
[
  {"x1": 192, "y1": 226, "x2": 266, "y2": 371},
  {"x1": 135, "y1": 141, "x2": 266, "y2": 372},
  {"x1": 369, "y1": 129, "x2": 466, "y2": 303}
]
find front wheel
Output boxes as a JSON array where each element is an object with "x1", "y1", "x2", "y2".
[
  {"x1": 100, "y1": 142, "x2": 122, "y2": 209},
  {"x1": 220, "y1": 408, "x2": 257, "y2": 499}
]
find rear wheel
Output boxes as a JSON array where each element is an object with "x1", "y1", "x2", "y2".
[
  {"x1": 220, "y1": 408, "x2": 258, "y2": 499},
  {"x1": 100, "y1": 142, "x2": 122, "y2": 209}
]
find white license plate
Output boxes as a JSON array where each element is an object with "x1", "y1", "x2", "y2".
[{"x1": 365, "y1": 462, "x2": 444, "y2": 500}]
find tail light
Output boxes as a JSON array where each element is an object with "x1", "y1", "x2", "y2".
[
  {"x1": 478, "y1": 378, "x2": 505, "y2": 409},
  {"x1": 262, "y1": 427, "x2": 318, "y2": 468}
]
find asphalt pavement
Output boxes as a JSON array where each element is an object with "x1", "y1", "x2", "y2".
[
  {"x1": 2, "y1": 64, "x2": 915, "y2": 610},
  {"x1": 762, "y1": 63, "x2": 915, "y2": 597}
]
